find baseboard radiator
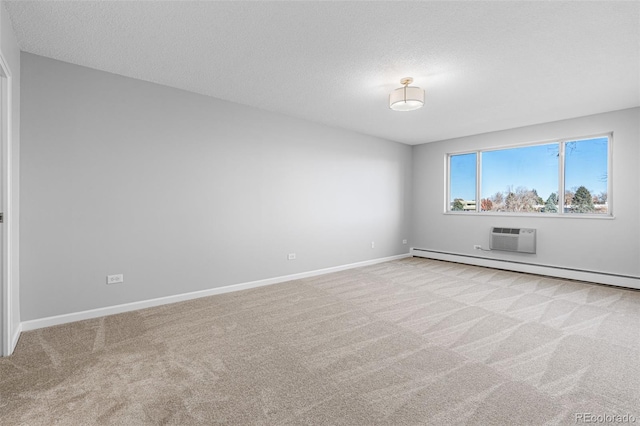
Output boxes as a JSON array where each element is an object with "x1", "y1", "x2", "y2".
[
  {"x1": 490, "y1": 227, "x2": 536, "y2": 254},
  {"x1": 411, "y1": 248, "x2": 640, "y2": 290}
]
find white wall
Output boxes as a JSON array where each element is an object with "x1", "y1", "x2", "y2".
[
  {"x1": 19, "y1": 52, "x2": 639, "y2": 326},
  {"x1": 0, "y1": 1, "x2": 20, "y2": 354},
  {"x1": 412, "y1": 108, "x2": 640, "y2": 279},
  {"x1": 20, "y1": 53, "x2": 412, "y2": 322}
]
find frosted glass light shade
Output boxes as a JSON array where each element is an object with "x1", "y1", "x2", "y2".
[{"x1": 389, "y1": 86, "x2": 425, "y2": 111}]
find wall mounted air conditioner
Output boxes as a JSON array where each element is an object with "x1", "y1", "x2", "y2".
[{"x1": 490, "y1": 227, "x2": 536, "y2": 254}]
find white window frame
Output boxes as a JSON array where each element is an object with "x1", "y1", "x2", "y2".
[{"x1": 445, "y1": 133, "x2": 613, "y2": 218}]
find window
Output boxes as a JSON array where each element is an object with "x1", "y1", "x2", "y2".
[
  {"x1": 449, "y1": 152, "x2": 476, "y2": 212},
  {"x1": 481, "y1": 144, "x2": 558, "y2": 213},
  {"x1": 563, "y1": 137, "x2": 609, "y2": 214},
  {"x1": 447, "y1": 134, "x2": 611, "y2": 215}
]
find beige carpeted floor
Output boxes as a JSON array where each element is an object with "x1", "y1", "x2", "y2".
[{"x1": 2, "y1": 257, "x2": 640, "y2": 425}]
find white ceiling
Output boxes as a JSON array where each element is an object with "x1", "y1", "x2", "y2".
[{"x1": 5, "y1": 1, "x2": 640, "y2": 145}]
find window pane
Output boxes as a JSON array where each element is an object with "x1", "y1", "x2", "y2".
[
  {"x1": 481, "y1": 144, "x2": 559, "y2": 213},
  {"x1": 564, "y1": 137, "x2": 608, "y2": 214},
  {"x1": 449, "y1": 153, "x2": 476, "y2": 212}
]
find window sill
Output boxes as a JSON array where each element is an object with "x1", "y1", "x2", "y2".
[{"x1": 443, "y1": 211, "x2": 615, "y2": 219}]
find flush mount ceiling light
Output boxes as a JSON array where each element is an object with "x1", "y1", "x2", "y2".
[{"x1": 389, "y1": 77, "x2": 424, "y2": 111}]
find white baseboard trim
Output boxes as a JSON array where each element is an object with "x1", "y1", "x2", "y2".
[
  {"x1": 411, "y1": 248, "x2": 640, "y2": 290},
  {"x1": 10, "y1": 322, "x2": 21, "y2": 354},
  {"x1": 21, "y1": 253, "x2": 411, "y2": 332}
]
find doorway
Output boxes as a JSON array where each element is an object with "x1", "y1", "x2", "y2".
[{"x1": 0, "y1": 52, "x2": 12, "y2": 356}]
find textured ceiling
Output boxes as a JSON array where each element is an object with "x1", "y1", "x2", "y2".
[{"x1": 5, "y1": 1, "x2": 640, "y2": 145}]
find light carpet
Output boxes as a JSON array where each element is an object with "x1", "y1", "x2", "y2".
[{"x1": 2, "y1": 257, "x2": 640, "y2": 425}]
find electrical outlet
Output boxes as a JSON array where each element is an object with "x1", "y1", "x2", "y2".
[
  {"x1": 402, "y1": 239, "x2": 407, "y2": 244},
  {"x1": 287, "y1": 253, "x2": 296, "y2": 260},
  {"x1": 371, "y1": 241, "x2": 375, "y2": 249},
  {"x1": 107, "y1": 274, "x2": 124, "y2": 284},
  {"x1": 473, "y1": 245, "x2": 482, "y2": 250}
]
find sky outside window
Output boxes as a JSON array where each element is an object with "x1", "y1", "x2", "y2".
[
  {"x1": 482, "y1": 143, "x2": 559, "y2": 202},
  {"x1": 564, "y1": 137, "x2": 608, "y2": 195},
  {"x1": 450, "y1": 153, "x2": 476, "y2": 203}
]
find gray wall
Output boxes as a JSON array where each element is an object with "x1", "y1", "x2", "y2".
[
  {"x1": 20, "y1": 53, "x2": 412, "y2": 321},
  {"x1": 412, "y1": 107, "x2": 640, "y2": 277},
  {"x1": 1, "y1": 1, "x2": 20, "y2": 353}
]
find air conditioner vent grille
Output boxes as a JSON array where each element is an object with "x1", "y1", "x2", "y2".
[
  {"x1": 493, "y1": 227, "x2": 521, "y2": 234},
  {"x1": 490, "y1": 227, "x2": 536, "y2": 253}
]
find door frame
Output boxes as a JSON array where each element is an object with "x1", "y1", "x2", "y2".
[{"x1": 0, "y1": 51, "x2": 13, "y2": 356}]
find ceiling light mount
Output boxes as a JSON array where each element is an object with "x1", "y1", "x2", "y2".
[{"x1": 389, "y1": 77, "x2": 424, "y2": 112}]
